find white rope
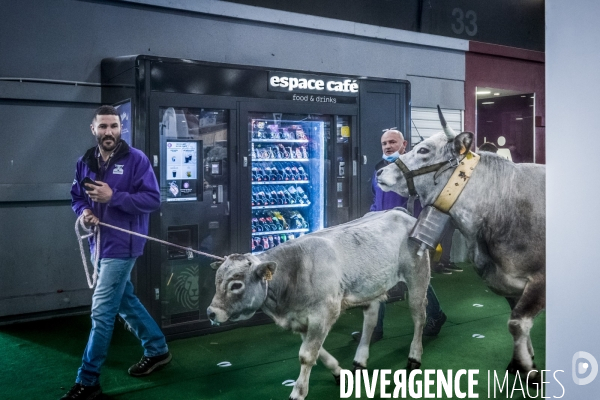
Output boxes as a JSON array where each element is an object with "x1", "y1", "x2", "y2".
[
  {"x1": 75, "y1": 215, "x2": 100, "y2": 288},
  {"x1": 75, "y1": 214, "x2": 225, "y2": 288}
]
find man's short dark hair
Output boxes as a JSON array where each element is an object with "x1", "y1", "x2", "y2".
[
  {"x1": 93, "y1": 105, "x2": 121, "y2": 123},
  {"x1": 478, "y1": 142, "x2": 498, "y2": 153}
]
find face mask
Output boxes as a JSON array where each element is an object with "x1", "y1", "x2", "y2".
[{"x1": 382, "y1": 151, "x2": 400, "y2": 162}]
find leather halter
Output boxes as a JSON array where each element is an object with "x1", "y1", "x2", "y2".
[
  {"x1": 393, "y1": 155, "x2": 459, "y2": 215},
  {"x1": 393, "y1": 156, "x2": 458, "y2": 196}
]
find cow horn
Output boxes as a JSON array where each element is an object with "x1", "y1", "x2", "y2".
[{"x1": 437, "y1": 105, "x2": 456, "y2": 140}]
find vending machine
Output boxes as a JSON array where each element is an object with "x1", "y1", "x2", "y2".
[{"x1": 101, "y1": 55, "x2": 409, "y2": 338}]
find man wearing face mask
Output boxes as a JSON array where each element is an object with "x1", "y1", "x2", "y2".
[
  {"x1": 351, "y1": 129, "x2": 447, "y2": 343},
  {"x1": 62, "y1": 106, "x2": 171, "y2": 400}
]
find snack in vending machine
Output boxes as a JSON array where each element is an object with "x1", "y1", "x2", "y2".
[
  {"x1": 300, "y1": 145, "x2": 308, "y2": 159},
  {"x1": 295, "y1": 147, "x2": 303, "y2": 159},
  {"x1": 269, "y1": 190, "x2": 281, "y2": 205},
  {"x1": 281, "y1": 127, "x2": 293, "y2": 140},
  {"x1": 295, "y1": 127, "x2": 307, "y2": 140},
  {"x1": 255, "y1": 120, "x2": 267, "y2": 138},
  {"x1": 272, "y1": 211, "x2": 289, "y2": 230},
  {"x1": 270, "y1": 166, "x2": 281, "y2": 181},
  {"x1": 297, "y1": 166, "x2": 309, "y2": 180},
  {"x1": 276, "y1": 187, "x2": 289, "y2": 204},
  {"x1": 287, "y1": 186, "x2": 302, "y2": 204},
  {"x1": 263, "y1": 166, "x2": 271, "y2": 180},
  {"x1": 262, "y1": 236, "x2": 270, "y2": 250},
  {"x1": 265, "y1": 191, "x2": 276, "y2": 205},
  {"x1": 283, "y1": 166, "x2": 293, "y2": 181},
  {"x1": 268, "y1": 125, "x2": 280, "y2": 139},
  {"x1": 255, "y1": 237, "x2": 264, "y2": 251},
  {"x1": 295, "y1": 186, "x2": 310, "y2": 204},
  {"x1": 267, "y1": 235, "x2": 275, "y2": 248},
  {"x1": 278, "y1": 144, "x2": 289, "y2": 158},
  {"x1": 282, "y1": 187, "x2": 295, "y2": 204},
  {"x1": 291, "y1": 166, "x2": 301, "y2": 181}
]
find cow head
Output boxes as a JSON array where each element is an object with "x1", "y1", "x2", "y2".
[
  {"x1": 377, "y1": 107, "x2": 474, "y2": 205},
  {"x1": 207, "y1": 254, "x2": 277, "y2": 325}
]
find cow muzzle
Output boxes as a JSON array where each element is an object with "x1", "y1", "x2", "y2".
[{"x1": 206, "y1": 305, "x2": 225, "y2": 326}]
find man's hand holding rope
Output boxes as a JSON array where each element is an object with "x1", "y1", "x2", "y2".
[{"x1": 81, "y1": 208, "x2": 99, "y2": 228}]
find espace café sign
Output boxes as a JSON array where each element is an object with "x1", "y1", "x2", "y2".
[{"x1": 268, "y1": 71, "x2": 359, "y2": 103}]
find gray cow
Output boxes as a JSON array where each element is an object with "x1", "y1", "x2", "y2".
[
  {"x1": 377, "y1": 109, "x2": 545, "y2": 382},
  {"x1": 207, "y1": 208, "x2": 430, "y2": 400}
]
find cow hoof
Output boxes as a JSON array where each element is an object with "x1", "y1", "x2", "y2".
[
  {"x1": 333, "y1": 373, "x2": 341, "y2": 386},
  {"x1": 406, "y1": 358, "x2": 421, "y2": 371},
  {"x1": 353, "y1": 360, "x2": 367, "y2": 372},
  {"x1": 526, "y1": 370, "x2": 541, "y2": 386},
  {"x1": 506, "y1": 360, "x2": 519, "y2": 375},
  {"x1": 507, "y1": 359, "x2": 534, "y2": 375}
]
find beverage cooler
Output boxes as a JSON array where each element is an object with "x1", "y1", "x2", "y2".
[
  {"x1": 101, "y1": 56, "x2": 409, "y2": 339},
  {"x1": 249, "y1": 113, "x2": 341, "y2": 253}
]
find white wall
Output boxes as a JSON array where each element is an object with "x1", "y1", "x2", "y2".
[{"x1": 547, "y1": 1, "x2": 600, "y2": 398}]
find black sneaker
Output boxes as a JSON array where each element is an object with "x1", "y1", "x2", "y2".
[
  {"x1": 423, "y1": 312, "x2": 447, "y2": 336},
  {"x1": 60, "y1": 383, "x2": 102, "y2": 400},
  {"x1": 432, "y1": 262, "x2": 453, "y2": 275},
  {"x1": 351, "y1": 330, "x2": 383, "y2": 343},
  {"x1": 128, "y1": 352, "x2": 172, "y2": 377},
  {"x1": 444, "y1": 262, "x2": 463, "y2": 272}
]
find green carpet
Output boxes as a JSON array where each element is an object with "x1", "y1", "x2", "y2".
[{"x1": 0, "y1": 263, "x2": 545, "y2": 399}]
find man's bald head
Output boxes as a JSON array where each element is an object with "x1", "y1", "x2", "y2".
[{"x1": 381, "y1": 129, "x2": 407, "y2": 156}]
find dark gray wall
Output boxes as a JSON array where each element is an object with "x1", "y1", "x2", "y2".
[{"x1": 0, "y1": 0, "x2": 465, "y2": 319}]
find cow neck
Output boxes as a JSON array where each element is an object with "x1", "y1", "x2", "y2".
[{"x1": 432, "y1": 151, "x2": 480, "y2": 213}]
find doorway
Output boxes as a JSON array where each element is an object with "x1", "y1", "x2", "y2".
[{"x1": 476, "y1": 87, "x2": 535, "y2": 163}]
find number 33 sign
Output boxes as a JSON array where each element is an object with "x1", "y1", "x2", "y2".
[{"x1": 452, "y1": 8, "x2": 478, "y2": 36}]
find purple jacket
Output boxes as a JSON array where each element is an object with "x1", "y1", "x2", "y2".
[
  {"x1": 371, "y1": 159, "x2": 422, "y2": 215},
  {"x1": 71, "y1": 141, "x2": 160, "y2": 258}
]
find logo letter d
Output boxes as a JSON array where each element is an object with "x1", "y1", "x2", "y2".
[{"x1": 572, "y1": 351, "x2": 598, "y2": 385}]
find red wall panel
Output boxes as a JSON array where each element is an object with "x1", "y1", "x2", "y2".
[{"x1": 465, "y1": 41, "x2": 545, "y2": 163}]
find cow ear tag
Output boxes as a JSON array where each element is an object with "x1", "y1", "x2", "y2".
[
  {"x1": 459, "y1": 145, "x2": 467, "y2": 155},
  {"x1": 264, "y1": 269, "x2": 273, "y2": 281}
]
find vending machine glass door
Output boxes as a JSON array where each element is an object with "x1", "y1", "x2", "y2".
[
  {"x1": 157, "y1": 106, "x2": 231, "y2": 327},
  {"x1": 248, "y1": 113, "x2": 325, "y2": 254}
]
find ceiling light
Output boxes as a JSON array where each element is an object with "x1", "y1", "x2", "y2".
[
  {"x1": 493, "y1": 93, "x2": 500, "y2": 96},
  {"x1": 476, "y1": 90, "x2": 491, "y2": 95},
  {"x1": 516, "y1": 117, "x2": 523, "y2": 120},
  {"x1": 521, "y1": 95, "x2": 526, "y2": 97},
  {"x1": 481, "y1": 101, "x2": 495, "y2": 105}
]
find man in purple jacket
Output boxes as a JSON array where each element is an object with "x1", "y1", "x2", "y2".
[
  {"x1": 62, "y1": 106, "x2": 170, "y2": 400},
  {"x1": 352, "y1": 129, "x2": 447, "y2": 344}
]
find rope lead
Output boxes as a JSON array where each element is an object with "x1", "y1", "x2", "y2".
[{"x1": 75, "y1": 215, "x2": 226, "y2": 289}]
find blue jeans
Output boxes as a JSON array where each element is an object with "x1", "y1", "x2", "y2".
[{"x1": 76, "y1": 257, "x2": 168, "y2": 386}]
